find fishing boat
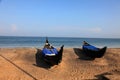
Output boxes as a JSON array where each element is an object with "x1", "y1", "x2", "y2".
[
  {"x1": 82, "y1": 41, "x2": 107, "y2": 58},
  {"x1": 42, "y1": 38, "x2": 64, "y2": 66}
]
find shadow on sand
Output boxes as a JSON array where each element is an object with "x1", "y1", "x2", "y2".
[
  {"x1": 73, "y1": 48, "x2": 95, "y2": 60},
  {"x1": 34, "y1": 49, "x2": 50, "y2": 69},
  {"x1": 95, "y1": 72, "x2": 112, "y2": 80}
]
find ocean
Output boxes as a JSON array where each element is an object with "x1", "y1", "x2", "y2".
[{"x1": 0, "y1": 36, "x2": 120, "y2": 48}]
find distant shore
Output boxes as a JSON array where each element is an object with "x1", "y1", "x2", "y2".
[{"x1": 0, "y1": 48, "x2": 120, "y2": 80}]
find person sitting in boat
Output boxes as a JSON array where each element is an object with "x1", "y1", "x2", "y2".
[
  {"x1": 83, "y1": 41, "x2": 89, "y2": 45},
  {"x1": 44, "y1": 42, "x2": 51, "y2": 49},
  {"x1": 42, "y1": 40, "x2": 58, "y2": 56}
]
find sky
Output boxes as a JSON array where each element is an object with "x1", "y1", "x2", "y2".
[{"x1": 0, "y1": 0, "x2": 120, "y2": 38}]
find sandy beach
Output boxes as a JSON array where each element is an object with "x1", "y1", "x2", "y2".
[{"x1": 0, "y1": 48, "x2": 120, "y2": 80}]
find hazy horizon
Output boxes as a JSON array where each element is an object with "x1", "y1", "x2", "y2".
[
  {"x1": 0, "y1": 35, "x2": 120, "y2": 39},
  {"x1": 0, "y1": 0, "x2": 120, "y2": 38}
]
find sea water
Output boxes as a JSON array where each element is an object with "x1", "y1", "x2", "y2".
[{"x1": 0, "y1": 36, "x2": 120, "y2": 48}]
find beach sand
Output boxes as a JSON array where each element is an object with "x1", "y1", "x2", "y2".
[{"x1": 0, "y1": 48, "x2": 120, "y2": 80}]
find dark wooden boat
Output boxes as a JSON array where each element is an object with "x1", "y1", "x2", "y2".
[
  {"x1": 82, "y1": 41, "x2": 107, "y2": 58},
  {"x1": 41, "y1": 38, "x2": 64, "y2": 66}
]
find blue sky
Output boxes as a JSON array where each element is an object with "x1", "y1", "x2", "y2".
[{"x1": 0, "y1": 0, "x2": 120, "y2": 38}]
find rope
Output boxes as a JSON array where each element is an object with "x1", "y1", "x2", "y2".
[{"x1": 0, "y1": 54, "x2": 37, "y2": 80}]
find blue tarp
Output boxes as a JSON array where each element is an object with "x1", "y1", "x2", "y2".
[
  {"x1": 42, "y1": 48, "x2": 58, "y2": 56},
  {"x1": 83, "y1": 45, "x2": 99, "y2": 51}
]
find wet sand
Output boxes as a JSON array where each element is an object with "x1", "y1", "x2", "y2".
[{"x1": 0, "y1": 48, "x2": 120, "y2": 80}]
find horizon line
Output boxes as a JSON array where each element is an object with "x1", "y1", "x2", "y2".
[{"x1": 0, "y1": 35, "x2": 120, "y2": 39}]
